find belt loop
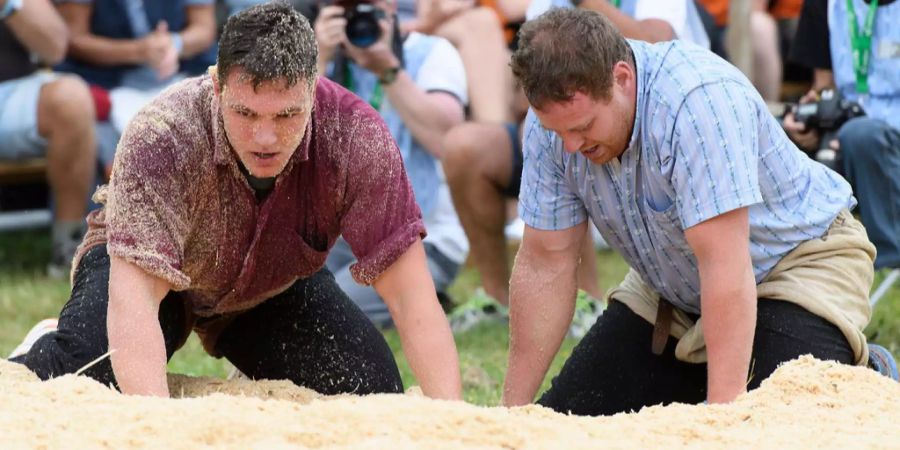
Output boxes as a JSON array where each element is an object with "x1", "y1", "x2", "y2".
[{"x1": 651, "y1": 298, "x2": 674, "y2": 355}]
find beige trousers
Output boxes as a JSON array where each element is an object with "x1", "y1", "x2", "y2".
[{"x1": 607, "y1": 209, "x2": 876, "y2": 365}]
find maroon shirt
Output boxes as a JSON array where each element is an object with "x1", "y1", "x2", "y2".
[{"x1": 78, "y1": 75, "x2": 425, "y2": 317}]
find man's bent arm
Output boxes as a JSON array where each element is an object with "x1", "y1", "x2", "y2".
[
  {"x1": 383, "y1": 72, "x2": 465, "y2": 158},
  {"x1": 685, "y1": 207, "x2": 756, "y2": 404},
  {"x1": 108, "y1": 255, "x2": 172, "y2": 397},
  {"x1": 4, "y1": 0, "x2": 68, "y2": 64},
  {"x1": 374, "y1": 238, "x2": 462, "y2": 400},
  {"x1": 502, "y1": 222, "x2": 585, "y2": 406}
]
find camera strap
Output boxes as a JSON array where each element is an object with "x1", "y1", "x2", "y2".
[
  {"x1": 846, "y1": 0, "x2": 879, "y2": 94},
  {"x1": 343, "y1": 64, "x2": 385, "y2": 111}
]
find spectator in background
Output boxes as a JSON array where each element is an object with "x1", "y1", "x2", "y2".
[
  {"x1": 0, "y1": 0, "x2": 97, "y2": 277},
  {"x1": 441, "y1": 0, "x2": 710, "y2": 334},
  {"x1": 696, "y1": 0, "x2": 803, "y2": 101},
  {"x1": 400, "y1": 0, "x2": 529, "y2": 124},
  {"x1": 55, "y1": 0, "x2": 217, "y2": 177},
  {"x1": 314, "y1": 0, "x2": 469, "y2": 327},
  {"x1": 784, "y1": 0, "x2": 900, "y2": 270}
]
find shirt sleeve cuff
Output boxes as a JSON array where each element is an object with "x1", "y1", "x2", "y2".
[
  {"x1": 107, "y1": 236, "x2": 192, "y2": 291},
  {"x1": 349, "y1": 218, "x2": 426, "y2": 285}
]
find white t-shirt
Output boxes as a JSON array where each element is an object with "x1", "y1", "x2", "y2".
[
  {"x1": 399, "y1": 33, "x2": 470, "y2": 265},
  {"x1": 526, "y1": 0, "x2": 710, "y2": 49}
]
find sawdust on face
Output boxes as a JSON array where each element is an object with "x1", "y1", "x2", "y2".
[{"x1": 216, "y1": 68, "x2": 315, "y2": 179}]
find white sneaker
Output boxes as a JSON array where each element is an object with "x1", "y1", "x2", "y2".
[
  {"x1": 227, "y1": 366, "x2": 250, "y2": 380},
  {"x1": 568, "y1": 293, "x2": 605, "y2": 339},
  {"x1": 504, "y1": 217, "x2": 526, "y2": 242},
  {"x1": 8, "y1": 318, "x2": 58, "y2": 359},
  {"x1": 448, "y1": 289, "x2": 509, "y2": 334}
]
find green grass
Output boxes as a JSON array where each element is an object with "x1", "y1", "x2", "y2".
[{"x1": 2, "y1": 229, "x2": 898, "y2": 405}]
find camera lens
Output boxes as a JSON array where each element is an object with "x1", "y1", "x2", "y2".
[{"x1": 345, "y1": 4, "x2": 382, "y2": 48}]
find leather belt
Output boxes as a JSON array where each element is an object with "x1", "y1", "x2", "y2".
[{"x1": 651, "y1": 298, "x2": 674, "y2": 355}]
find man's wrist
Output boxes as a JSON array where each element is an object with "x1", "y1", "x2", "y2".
[
  {"x1": 378, "y1": 65, "x2": 401, "y2": 86},
  {"x1": 0, "y1": 0, "x2": 24, "y2": 21},
  {"x1": 170, "y1": 32, "x2": 184, "y2": 57}
]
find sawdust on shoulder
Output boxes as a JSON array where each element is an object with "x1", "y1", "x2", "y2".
[{"x1": 1, "y1": 356, "x2": 897, "y2": 449}]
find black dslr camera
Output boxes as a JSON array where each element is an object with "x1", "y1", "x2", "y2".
[
  {"x1": 791, "y1": 89, "x2": 865, "y2": 174},
  {"x1": 333, "y1": 0, "x2": 386, "y2": 48}
]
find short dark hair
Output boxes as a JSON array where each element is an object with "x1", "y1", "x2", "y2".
[
  {"x1": 217, "y1": 1, "x2": 318, "y2": 89},
  {"x1": 510, "y1": 8, "x2": 631, "y2": 109}
]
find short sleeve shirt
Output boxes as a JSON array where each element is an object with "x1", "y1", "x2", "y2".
[
  {"x1": 519, "y1": 40, "x2": 856, "y2": 313},
  {"x1": 78, "y1": 75, "x2": 425, "y2": 316}
]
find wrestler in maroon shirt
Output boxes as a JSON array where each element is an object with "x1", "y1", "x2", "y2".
[{"x1": 10, "y1": 2, "x2": 461, "y2": 400}]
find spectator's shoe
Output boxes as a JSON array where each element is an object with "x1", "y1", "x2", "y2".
[
  {"x1": 568, "y1": 291, "x2": 606, "y2": 339},
  {"x1": 47, "y1": 238, "x2": 78, "y2": 280},
  {"x1": 46, "y1": 258, "x2": 71, "y2": 281},
  {"x1": 504, "y1": 217, "x2": 526, "y2": 243},
  {"x1": 227, "y1": 366, "x2": 250, "y2": 381},
  {"x1": 868, "y1": 344, "x2": 899, "y2": 382},
  {"x1": 8, "y1": 318, "x2": 58, "y2": 359},
  {"x1": 448, "y1": 289, "x2": 509, "y2": 334}
]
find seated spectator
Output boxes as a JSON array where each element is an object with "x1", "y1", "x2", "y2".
[
  {"x1": 697, "y1": 0, "x2": 803, "y2": 101},
  {"x1": 54, "y1": 0, "x2": 217, "y2": 177},
  {"x1": 0, "y1": 0, "x2": 97, "y2": 277},
  {"x1": 314, "y1": 0, "x2": 469, "y2": 327},
  {"x1": 441, "y1": 0, "x2": 711, "y2": 334},
  {"x1": 783, "y1": 0, "x2": 900, "y2": 270},
  {"x1": 400, "y1": 0, "x2": 529, "y2": 123}
]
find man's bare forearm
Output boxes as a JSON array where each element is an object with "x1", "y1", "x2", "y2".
[
  {"x1": 502, "y1": 242, "x2": 579, "y2": 406},
  {"x1": 391, "y1": 296, "x2": 462, "y2": 399},
  {"x1": 108, "y1": 256, "x2": 171, "y2": 397},
  {"x1": 375, "y1": 240, "x2": 462, "y2": 400},
  {"x1": 702, "y1": 268, "x2": 756, "y2": 403}
]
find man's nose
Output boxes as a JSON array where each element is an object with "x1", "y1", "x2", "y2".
[
  {"x1": 253, "y1": 121, "x2": 278, "y2": 146},
  {"x1": 562, "y1": 134, "x2": 584, "y2": 153}
]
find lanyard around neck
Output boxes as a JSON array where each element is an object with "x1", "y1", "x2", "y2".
[
  {"x1": 846, "y1": 0, "x2": 879, "y2": 94},
  {"x1": 343, "y1": 64, "x2": 384, "y2": 111},
  {"x1": 610, "y1": 0, "x2": 621, "y2": 7}
]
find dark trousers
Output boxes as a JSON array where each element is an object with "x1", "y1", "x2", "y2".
[
  {"x1": 538, "y1": 299, "x2": 855, "y2": 416},
  {"x1": 11, "y1": 245, "x2": 403, "y2": 395}
]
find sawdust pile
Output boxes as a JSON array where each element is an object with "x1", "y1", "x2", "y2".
[{"x1": 1, "y1": 356, "x2": 897, "y2": 449}]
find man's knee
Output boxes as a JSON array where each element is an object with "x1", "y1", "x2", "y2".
[
  {"x1": 838, "y1": 117, "x2": 894, "y2": 163},
  {"x1": 38, "y1": 75, "x2": 96, "y2": 136},
  {"x1": 440, "y1": 6, "x2": 503, "y2": 41},
  {"x1": 465, "y1": 6, "x2": 504, "y2": 30},
  {"x1": 442, "y1": 123, "x2": 485, "y2": 177},
  {"x1": 443, "y1": 123, "x2": 510, "y2": 182}
]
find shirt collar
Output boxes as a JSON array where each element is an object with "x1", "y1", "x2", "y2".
[
  {"x1": 209, "y1": 76, "x2": 314, "y2": 168},
  {"x1": 624, "y1": 40, "x2": 648, "y2": 155}
]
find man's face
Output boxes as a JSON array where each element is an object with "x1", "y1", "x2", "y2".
[
  {"x1": 216, "y1": 67, "x2": 314, "y2": 178},
  {"x1": 533, "y1": 64, "x2": 636, "y2": 165}
]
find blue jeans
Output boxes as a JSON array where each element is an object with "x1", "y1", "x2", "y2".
[
  {"x1": 325, "y1": 239, "x2": 460, "y2": 328},
  {"x1": 838, "y1": 117, "x2": 900, "y2": 269}
]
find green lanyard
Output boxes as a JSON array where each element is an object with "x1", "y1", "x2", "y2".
[
  {"x1": 846, "y1": 0, "x2": 879, "y2": 94},
  {"x1": 343, "y1": 64, "x2": 384, "y2": 111},
  {"x1": 610, "y1": 0, "x2": 621, "y2": 7}
]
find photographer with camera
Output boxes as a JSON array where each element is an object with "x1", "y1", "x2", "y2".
[
  {"x1": 784, "y1": 0, "x2": 900, "y2": 270},
  {"x1": 314, "y1": 0, "x2": 470, "y2": 328}
]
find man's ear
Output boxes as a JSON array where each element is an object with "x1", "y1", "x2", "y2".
[
  {"x1": 613, "y1": 60, "x2": 633, "y2": 91},
  {"x1": 209, "y1": 66, "x2": 221, "y2": 96}
]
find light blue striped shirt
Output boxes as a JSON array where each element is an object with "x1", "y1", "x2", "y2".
[{"x1": 519, "y1": 40, "x2": 856, "y2": 314}]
